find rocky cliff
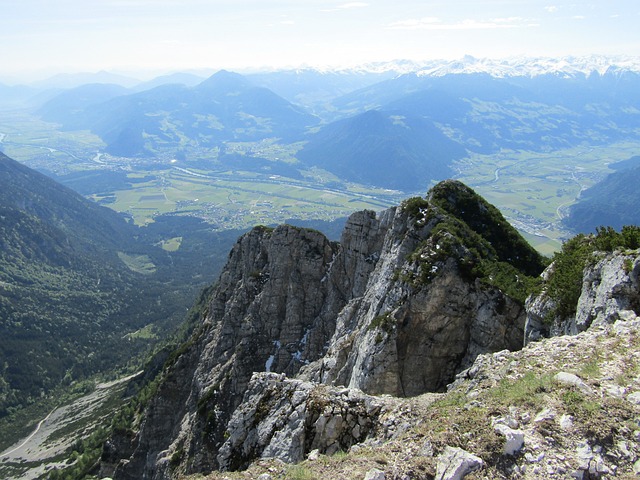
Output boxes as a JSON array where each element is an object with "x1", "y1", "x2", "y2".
[
  {"x1": 525, "y1": 241, "x2": 640, "y2": 342},
  {"x1": 101, "y1": 180, "x2": 549, "y2": 479},
  {"x1": 200, "y1": 309, "x2": 640, "y2": 480},
  {"x1": 178, "y1": 244, "x2": 640, "y2": 480}
]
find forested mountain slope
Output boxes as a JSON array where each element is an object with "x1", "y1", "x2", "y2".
[{"x1": 0, "y1": 153, "x2": 233, "y2": 416}]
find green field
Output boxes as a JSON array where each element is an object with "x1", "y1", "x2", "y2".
[
  {"x1": 0, "y1": 112, "x2": 403, "y2": 229},
  {"x1": 3, "y1": 110, "x2": 640, "y2": 254},
  {"x1": 0, "y1": 110, "x2": 105, "y2": 174},
  {"x1": 456, "y1": 142, "x2": 640, "y2": 255},
  {"x1": 106, "y1": 167, "x2": 401, "y2": 227}
]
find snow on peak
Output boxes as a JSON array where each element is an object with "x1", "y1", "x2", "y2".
[{"x1": 414, "y1": 55, "x2": 640, "y2": 78}]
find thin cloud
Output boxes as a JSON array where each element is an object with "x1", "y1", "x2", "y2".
[
  {"x1": 545, "y1": 6, "x2": 558, "y2": 13},
  {"x1": 321, "y1": 2, "x2": 369, "y2": 13},
  {"x1": 337, "y1": 2, "x2": 369, "y2": 8},
  {"x1": 387, "y1": 17, "x2": 534, "y2": 30},
  {"x1": 491, "y1": 17, "x2": 525, "y2": 24}
]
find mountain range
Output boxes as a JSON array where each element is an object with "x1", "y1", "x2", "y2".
[
  {"x1": 1, "y1": 151, "x2": 143, "y2": 414},
  {"x1": 97, "y1": 179, "x2": 547, "y2": 478},
  {"x1": 38, "y1": 70, "x2": 319, "y2": 157},
  {"x1": 297, "y1": 110, "x2": 465, "y2": 190},
  {"x1": 1, "y1": 50, "x2": 640, "y2": 476},
  {"x1": 28, "y1": 56, "x2": 640, "y2": 194}
]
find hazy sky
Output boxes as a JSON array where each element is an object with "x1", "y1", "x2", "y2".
[{"x1": 2, "y1": 0, "x2": 639, "y2": 81}]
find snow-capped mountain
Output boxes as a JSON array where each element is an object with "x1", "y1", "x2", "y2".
[
  {"x1": 413, "y1": 55, "x2": 640, "y2": 78},
  {"x1": 299, "y1": 55, "x2": 640, "y2": 79}
]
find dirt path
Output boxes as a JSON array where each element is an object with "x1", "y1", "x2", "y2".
[{"x1": 1, "y1": 407, "x2": 58, "y2": 458}]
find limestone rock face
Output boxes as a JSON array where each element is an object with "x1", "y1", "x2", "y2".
[
  {"x1": 217, "y1": 372, "x2": 384, "y2": 471},
  {"x1": 575, "y1": 251, "x2": 640, "y2": 329},
  {"x1": 107, "y1": 182, "x2": 541, "y2": 479},
  {"x1": 525, "y1": 250, "x2": 640, "y2": 343},
  {"x1": 110, "y1": 225, "x2": 341, "y2": 479},
  {"x1": 302, "y1": 257, "x2": 525, "y2": 395},
  {"x1": 299, "y1": 197, "x2": 526, "y2": 395}
]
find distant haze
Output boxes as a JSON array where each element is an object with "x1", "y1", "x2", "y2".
[{"x1": 2, "y1": 0, "x2": 640, "y2": 83}]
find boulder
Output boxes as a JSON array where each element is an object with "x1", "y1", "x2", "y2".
[{"x1": 434, "y1": 446, "x2": 483, "y2": 480}]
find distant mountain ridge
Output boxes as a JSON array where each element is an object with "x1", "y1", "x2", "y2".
[
  {"x1": 412, "y1": 54, "x2": 640, "y2": 78},
  {"x1": 297, "y1": 109, "x2": 465, "y2": 190},
  {"x1": 0, "y1": 151, "x2": 137, "y2": 254},
  {"x1": 30, "y1": 56, "x2": 640, "y2": 193},
  {"x1": 38, "y1": 70, "x2": 319, "y2": 157},
  {"x1": 30, "y1": 70, "x2": 141, "y2": 89},
  {"x1": 38, "y1": 83, "x2": 131, "y2": 130},
  {"x1": 0, "y1": 152, "x2": 144, "y2": 414},
  {"x1": 245, "y1": 55, "x2": 640, "y2": 79},
  {"x1": 564, "y1": 163, "x2": 640, "y2": 233},
  {"x1": 330, "y1": 67, "x2": 640, "y2": 155}
]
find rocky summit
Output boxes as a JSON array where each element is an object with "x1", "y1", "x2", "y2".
[{"x1": 98, "y1": 181, "x2": 640, "y2": 480}]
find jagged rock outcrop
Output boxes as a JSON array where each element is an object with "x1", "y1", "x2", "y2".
[
  {"x1": 576, "y1": 251, "x2": 640, "y2": 328},
  {"x1": 216, "y1": 372, "x2": 385, "y2": 471},
  {"x1": 104, "y1": 180, "x2": 547, "y2": 479},
  {"x1": 300, "y1": 256, "x2": 527, "y2": 395},
  {"x1": 445, "y1": 310, "x2": 640, "y2": 479},
  {"x1": 525, "y1": 249, "x2": 640, "y2": 342},
  {"x1": 108, "y1": 225, "x2": 340, "y2": 479},
  {"x1": 199, "y1": 305, "x2": 640, "y2": 480}
]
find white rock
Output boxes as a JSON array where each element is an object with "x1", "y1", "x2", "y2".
[
  {"x1": 575, "y1": 254, "x2": 640, "y2": 329},
  {"x1": 593, "y1": 457, "x2": 610, "y2": 474},
  {"x1": 364, "y1": 468, "x2": 386, "y2": 480},
  {"x1": 534, "y1": 407, "x2": 556, "y2": 423},
  {"x1": 420, "y1": 439, "x2": 434, "y2": 457},
  {"x1": 606, "y1": 385, "x2": 626, "y2": 397},
  {"x1": 617, "y1": 309, "x2": 637, "y2": 322},
  {"x1": 307, "y1": 449, "x2": 320, "y2": 461},
  {"x1": 494, "y1": 424, "x2": 525, "y2": 455},
  {"x1": 434, "y1": 446, "x2": 483, "y2": 480},
  {"x1": 554, "y1": 372, "x2": 594, "y2": 395},
  {"x1": 626, "y1": 391, "x2": 640, "y2": 405},
  {"x1": 613, "y1": 321, "x2": 631, "y2": 335},
  {"x1": 524, "y1": 452, "x2": 545, "y2": 463},
  {"x1": 617, "y1": 440, "x2": 632, "y2": 459},
  {"x1": 492, "y1": 415, "x2": 519, "y2": 429},
  {"x1": 559, "y1": 414, "x2": 574, "y2": 430},
  {"x1": 576, "y1": 441, "x2": 593, "y2": 469},
  {"x1": 257, "y1": 474, "x2": 273, "y2": 480}
]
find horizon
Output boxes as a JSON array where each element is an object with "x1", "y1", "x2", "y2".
[
  {"x1": 3, "y1": 0, "x2": 639, "y2": 84},
  {"x1": 3, "y1": 53, "x2": 640, "y2": 87}
]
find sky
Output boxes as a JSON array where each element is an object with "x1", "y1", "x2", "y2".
[{"x1": 2, "y1": 0, "x2": 639, "y2": 82}]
